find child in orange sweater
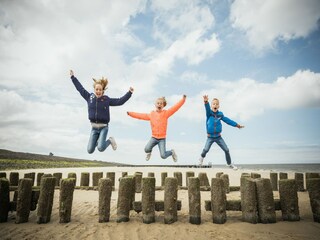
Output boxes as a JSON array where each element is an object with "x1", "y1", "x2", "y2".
[{"x1": 127, "y1": 95, "x2": 186, "y2": 162}]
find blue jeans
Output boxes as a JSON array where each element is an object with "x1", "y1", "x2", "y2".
[
  {"x1": 200, "y1": 136, "x2": 231, "y2": 165},
  {"x1": 145, "y1": 137, "x2": 172, "y2": 159},
  {"x1": 87, "y1": 126, "x2": 111, "y2": 154}
]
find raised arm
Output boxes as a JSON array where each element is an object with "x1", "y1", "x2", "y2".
[
  {"x1": 70, "y1": 69, "x2": 91, "y2": 101},
  {"x1": 166, "y1": 95, "x2": 186, "y2": 117},
  {"x1": 109, "y1": 88, "x2": 133, "y2": 106},
  {"x1": 203, "y1": 95, "x2": 211, "y2": 117}
]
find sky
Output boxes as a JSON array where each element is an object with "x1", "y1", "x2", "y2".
[{"x1": 0, "y1": 0, "x2": 320, "y2": 166}]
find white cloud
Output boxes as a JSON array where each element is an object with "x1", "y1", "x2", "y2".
[
  {"x1": 179, "y1": 69, "x2": 320, "y2": 121},
  {"x1": 230, "y1": 0, "x2": 320, "y2": 52}
]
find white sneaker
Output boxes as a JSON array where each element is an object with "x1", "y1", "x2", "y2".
[
  {"x1": 228, "y1": 163, "x2": 238, "y2": 170},
  {"x1": 109, "y1": 137, "x2": 117, "y2": 150},
  {"x1": 199, "y1": 157, "x2": 204, "y2": 166},
  {"x1": 171, "y1": 149, "x2": 178, "y2": 162},
  {"x1": 146, "y1": 152, "x2": 151, "y2": 161}
]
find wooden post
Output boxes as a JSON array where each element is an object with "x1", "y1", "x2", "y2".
[
  {"x1": 164, "y1": 177, "x2": 178, "y2": 224},
  {"x1": 59, "y1": 179, "x2": 75, "y2": 223},
  {"x1": 279, "y1": 179, "x2": 300, "y2": 221},
  {"x1": 98, "y1": 178, "x2": 112, "y2": 223},
  {"x1": 37, "y1": 177, "x2": 56, "y2": 223},
  {"x1": 117, "y1": 177, "x2": 134, "y2": 222},
  {"x1": 211, "y1": 178, "x2": 226, "y2": 224},
  {"x1": 0, "y1": 178, "x2": 10, "y2": 222},
  {"x1": 188, "y1": 177, "x2": 201, "y2": 225},
  {"x1": 241, "y1": 176, "x2": 258, "y2": 223},
  {"x1": 15, "y1": 179, "x2": 33, "y2": 223},
  {"x1": 142, "y1": 177, "x2": 155, "y2": 224}
]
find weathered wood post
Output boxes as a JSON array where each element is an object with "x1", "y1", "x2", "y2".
[
  {"x1": 198, "y1": 172, "x2": 210, "y2": 187},
  {"x1": 220, "y1": 174, "x2": 230, "y2": 194},
  {"x1": 106, "y1": 172, "x2": 115, "y2": 188},
  {"x1": 211, "y1": 178, "x2": 226, "y2": 224},
  {"x1": 0, "y1": 178, "x2": 10, "y2": 222},
  {"x1": 307, "y1": 178, "x2": 320, "y2": 222},
  {"x1": 255, "y1": 178, "x2": 276, "y2": 223},
  {"x1": 270, "y1": 172, "x2": 278, "y2": 191},
  {"x1": 92, "y1": 172, "x2": 103, "y2": 187},
  {"x1": 147, "y1": 172, "x2": 154, "y2": 177},
  {"x1": 161, "y1": 172, "x2": 167, "y2": 187},
  {"x1": 134, "y1": 172, "x2": 143, "y2": 193},
  {"x1": 174, "y1": 172, "x2": 183, "y2": 187},
  {"x1": 186, "y1": 171, "x2": 194, "y2": 187},
  {"x1": 279, "y1": 179, "x2": 300, "y2": 221},
  {"x1": 251, "y1": 173, "x2": 261, "y2": 179},
  {"x1": 53, "y1": 173, "x2": 62, "y2": 186},
  {"x1": 294, "y1": 173, "x2": 304, "y2": 191},
  {"x1": 80, "y1": 172, "x2": 90, "y2": 187},
  {"x1": 9, "y1": 172, "x2": 19, "y2": 186},
  {"x1": 306, "y1": 173, "x2": 320, "y2": 191},
  {"x1": 98, "y1": 178, "x2": 112, "y2": 223},
  {"x1": 117, "y1": 177, "x2": 134, "y2": 222},
  {"x1": 15, "y1": 178, "x2": 33, "y2": 223},
  {"x1": 164, "y1": 177, "x2": 178, "y2": 224},
  {"x1": 24, "y1": 172, "x2": 35, "y2": 186},
  {"x1": 68, "y1": 173, "x2": 77, "y2": 186},
  {"x1": 241, "y1": 176, "x2": 258, "y2": 223},
  {"x1": 279, "y1": 172, "x2": 288, "y2": 180},
  {"x1": 142, "y1": 177, "x2": 155, "y2": 224},
  {"x1": 36, "y1": 173, "x2": 44, "y2": 186},
  {"x1": 59, "y1": 178, "x2": 75, "y2": 223},
  {"x1": 188, "y1": 177, "x2": 201, "y2": 225},
  {"x1": 37, "y1": 177, "x2": 56, "y2": 223}
]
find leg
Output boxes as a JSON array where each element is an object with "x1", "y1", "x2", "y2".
[
  {"x1": 144, "y1": 137, "x2": 158, "y2": 153},
  {"x1": 216, "y1": 137, "x2": 231, "y2": 165},
  {"x1": 200, "y1": 137, "x2": 215, "y2": 158},
  {"x1": 158, "y1": 139, "x2": 172, "y2": 159},
  {"x1": 87, "y1": 128, "x2": 99, "y2": 154},
  {"x1": 97, "y1": 126, "x2": 110, "y2": 152}
]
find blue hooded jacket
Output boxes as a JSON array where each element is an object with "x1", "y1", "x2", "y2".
[
  {"x1": 71, "y1": 75, "x2": 132, "y2": 124},
  {"x1": 204, "y1": 102, "x2": 238, "y2": 138}
]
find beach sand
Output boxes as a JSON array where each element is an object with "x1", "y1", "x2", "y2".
[{"x1": 1, "y1": 166, "x2": 319, "y2": 240}]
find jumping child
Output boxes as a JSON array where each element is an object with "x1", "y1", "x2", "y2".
[
  {"x1": 127, "y1": 95, "x2": 186, "y2": 162},
  {"x1": 199, "y1": 95, "x2": 244, "y2": 170},
  {"x1": 70, "y1": 69, "x2": 134, "y2": 154}
]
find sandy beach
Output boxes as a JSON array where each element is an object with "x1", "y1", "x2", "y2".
[{"x1": 1, "y1": 166, "x2": 320, "y2": 240}]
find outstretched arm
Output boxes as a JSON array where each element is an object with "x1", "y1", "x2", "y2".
[
  {"x1": 166, "y1": 95, "x2": 186, "y2": 117},
  {"x1": 69, "y1": 69, "x2": 91, "y2": 101},
  {"x1": 203, "y1": 95, "x2": 211, "y2": 117},
  {"x1": 127, "y1": 111, "x2": 150, "y2": 121},
  {"x1": 109, "y1": 88, "x2": 134, "y2": 106}
]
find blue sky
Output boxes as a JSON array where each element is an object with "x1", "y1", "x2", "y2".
[{"x1": 0, "y1": 0, "x2": 319, "y2": 165}]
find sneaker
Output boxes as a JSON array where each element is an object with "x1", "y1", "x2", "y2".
[
  {"x1": 228, "y1": 163, "x2": 238, "y2": 170},
  {"x1": 146, "y1": 152, "x2": 151, "y2": 161},
  {"x1": 199, "y1": 157, "x2": 204, "y2": 166},
  {"x1": 171, "y1": 149, "x2": 178, "y2": 162},
  {"x1": 109, "y1": 137, "x2": 117, "y2": 150}
]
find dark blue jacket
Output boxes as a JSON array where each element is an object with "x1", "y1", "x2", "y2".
[
  {"x1": 204, "y1": 102, "x2": 238, "y2": 138},
  {"x1": 71, "y1": 75, "x2": 132, "y2": 124}
]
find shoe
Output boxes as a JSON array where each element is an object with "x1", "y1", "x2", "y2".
[
  {"x1": 199, "y1": 157, "x2": 204, "y2": 166},
  {"x1": 171, "y1": 149, "x2": 178, "y2": 162},
  {"x1": 228, "y1": 163, "x2": 238, "y2": 170},
  {"x1": 146, "y1": 152, "x2": 151, "y2": 161},
  {"x1": 109, "y1": 137, "x2": 117, "y2": 150}
]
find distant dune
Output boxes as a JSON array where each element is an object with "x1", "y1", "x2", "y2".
[{"x1": 0, "y1": 149, "x2": 129, "y2": 170}]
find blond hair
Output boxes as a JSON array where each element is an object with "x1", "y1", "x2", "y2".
[
  {"x1": 92, "y1": 77, "x2": 108, "y2": 90},
  {"x1": 157, "y1": 96, "x2": 167, "y2": 107}
]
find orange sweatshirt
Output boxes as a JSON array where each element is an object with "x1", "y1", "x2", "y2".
[{"x1": 128, "y1": 97, "x2": 186, "y2": 139}]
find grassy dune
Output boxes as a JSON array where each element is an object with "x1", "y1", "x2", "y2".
[{"x1": 0, "y1": 149, "x2": 124, "y2": 170}]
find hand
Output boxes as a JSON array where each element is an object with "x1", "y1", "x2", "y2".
[
  {"x1": 129, "y1": 87, "x2": 134, "y2": 93},
  {"x1": 237, "y1": 124, "x2": 244, "y2": 129},
  {"x1": 203, "y1": 95, "x2": 208, "y2": 102},
  {"x1": 70, "y1": 70, "x2": 74, "y2": 76},
  {"x1": 183, "y1": 94, "x2": 187, "y2": 99}
]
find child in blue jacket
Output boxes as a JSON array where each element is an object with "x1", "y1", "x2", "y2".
[
  {"x1": 199, "y1": 95, "x2": 244, "y2": 170},
  {"x1": 70, "y1": 70, "x2": 134, "y2": 154}
]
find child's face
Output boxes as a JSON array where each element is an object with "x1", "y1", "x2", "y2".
[
  {"x1": 155, "y1": 99, "x2": 165, "y2": 111},
  {"x1": 94, "y1": 84, "x2": 104, "y2": 98},
  {"x1": 211, "y1": 99, "x2": 220, "y2": 112}
]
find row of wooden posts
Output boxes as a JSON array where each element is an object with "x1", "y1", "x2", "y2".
[{"x1": 0, "y1": 171, "x2": 320, "y2": 224}]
